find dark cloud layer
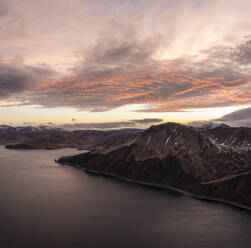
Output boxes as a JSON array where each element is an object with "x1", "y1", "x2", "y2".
[
  {"x1": 0, "y1": 62, "x2": 56, "y2": 99},
  {"x1": 216, "y1": 107, "x2": 251, "y2": 127},
  {"x1": 72, "y1": 22, "x2": 159, "y2": 80},
  {"x1": 235, "y1": 39, "x2": 251, "y2": 65},
  {"x1": 56, "y1": 118, "x2": 163, "y2": 130},
  {"x1": 189, "y1": 107, "x2": 251, "y2": 128}
]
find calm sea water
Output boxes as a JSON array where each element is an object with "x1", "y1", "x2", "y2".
[{"x1": 0, "y1": 146, "x2": 251, "y2": 248}]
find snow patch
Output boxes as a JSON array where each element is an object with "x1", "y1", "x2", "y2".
[
  {"x1": 165, "y1": 135, "x2": 171, "y2": 145},
  {"x1": 146, "y1": 136, "x2": 151, "y2": 145}
]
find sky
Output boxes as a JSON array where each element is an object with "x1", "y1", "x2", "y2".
[{"x1": 0, "y1": 0, "x2": 251, "y2": 129}]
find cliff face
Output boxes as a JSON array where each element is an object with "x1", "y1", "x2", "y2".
[
  {"x1": 192, "y1": 173, "x2": 251, "y2": 207},
  {"x1": 57, "y1": 122, "x2": 251, "y2": 208}
]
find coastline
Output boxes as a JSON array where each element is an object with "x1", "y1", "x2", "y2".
[{"x1": 58, "y1": 161, "x2": 251, "y2": 211}]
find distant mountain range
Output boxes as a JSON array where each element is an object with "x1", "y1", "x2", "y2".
[
  {"x1": 57, "y1": 122, "x2": 251, "y2": 209},
  {"x1": 0, "y1": 125, "x2": 142, "y2": 150}
]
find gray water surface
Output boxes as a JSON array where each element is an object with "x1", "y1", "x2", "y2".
[{"x1": 0, "y1": 146, "x2": 251, "y2": 248}]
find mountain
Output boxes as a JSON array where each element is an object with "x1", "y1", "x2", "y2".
[
  {"x1": 197, "y1": 122, "x2": 230, "y2": 131},
  {"x1": 0, "y1": 125, "x2": 142, "y2": 150},
  {"x1": 57, "y1": 122, "x2": 251, "y2": 209}
]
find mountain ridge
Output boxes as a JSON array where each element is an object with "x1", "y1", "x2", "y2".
[
  {"x1": 57, "y1": 122, "x2": 251, "y2": 209},
  {"x1": 0, "y1": 125, "x2": 142, "y2": 150}
]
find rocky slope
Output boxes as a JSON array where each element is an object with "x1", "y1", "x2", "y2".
[
  {"x1": 0, "y1": 125, "x2": 142, "y2": 150},
  {"x1": 57, "y1": 122, "x2": 251, "y2": 209}
]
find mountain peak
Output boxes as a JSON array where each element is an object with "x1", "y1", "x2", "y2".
[{"x1": 57, "y1": 121, "x2": 251, "y2": 208}]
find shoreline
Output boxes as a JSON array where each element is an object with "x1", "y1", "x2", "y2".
[{"x1": 58, "y1": 161, "x2": 251, "y2": 211}]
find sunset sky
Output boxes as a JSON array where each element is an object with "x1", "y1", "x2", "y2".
[{"x1": 1, "y1": 0, "x2": 251, "y2": 129}]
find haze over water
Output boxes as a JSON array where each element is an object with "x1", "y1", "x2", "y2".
[{"x1": 0, "y1": 146, "x2": 251, "y2": 248}]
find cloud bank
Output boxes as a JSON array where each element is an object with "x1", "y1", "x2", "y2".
[
  {"x1": 29, "y1": 118, "x2": 163, "y2": 130},
  {"x1": 0, "y1": 0, "x2": 250, "y2": 114},
  {"x1": 57, "y1": 118, "x2": 163, "y2": 130},
  {"x1": 25, "y1": 34, "x2": 251, "y2": 112},
  {"x1": 0, "y1": 62, "x2": 56, "y2": 100},
  {"x1": 216, "y1": 107, "x2": 251, "y2": 127}
]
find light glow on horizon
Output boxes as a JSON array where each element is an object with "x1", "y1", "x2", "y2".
[{"x1": 1, "y1": 104, "x2": 250, "y2": 128}]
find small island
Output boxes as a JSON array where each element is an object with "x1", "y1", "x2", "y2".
[{"x1": 5, "y1": 144, "x2": 33, "y2": 150}]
